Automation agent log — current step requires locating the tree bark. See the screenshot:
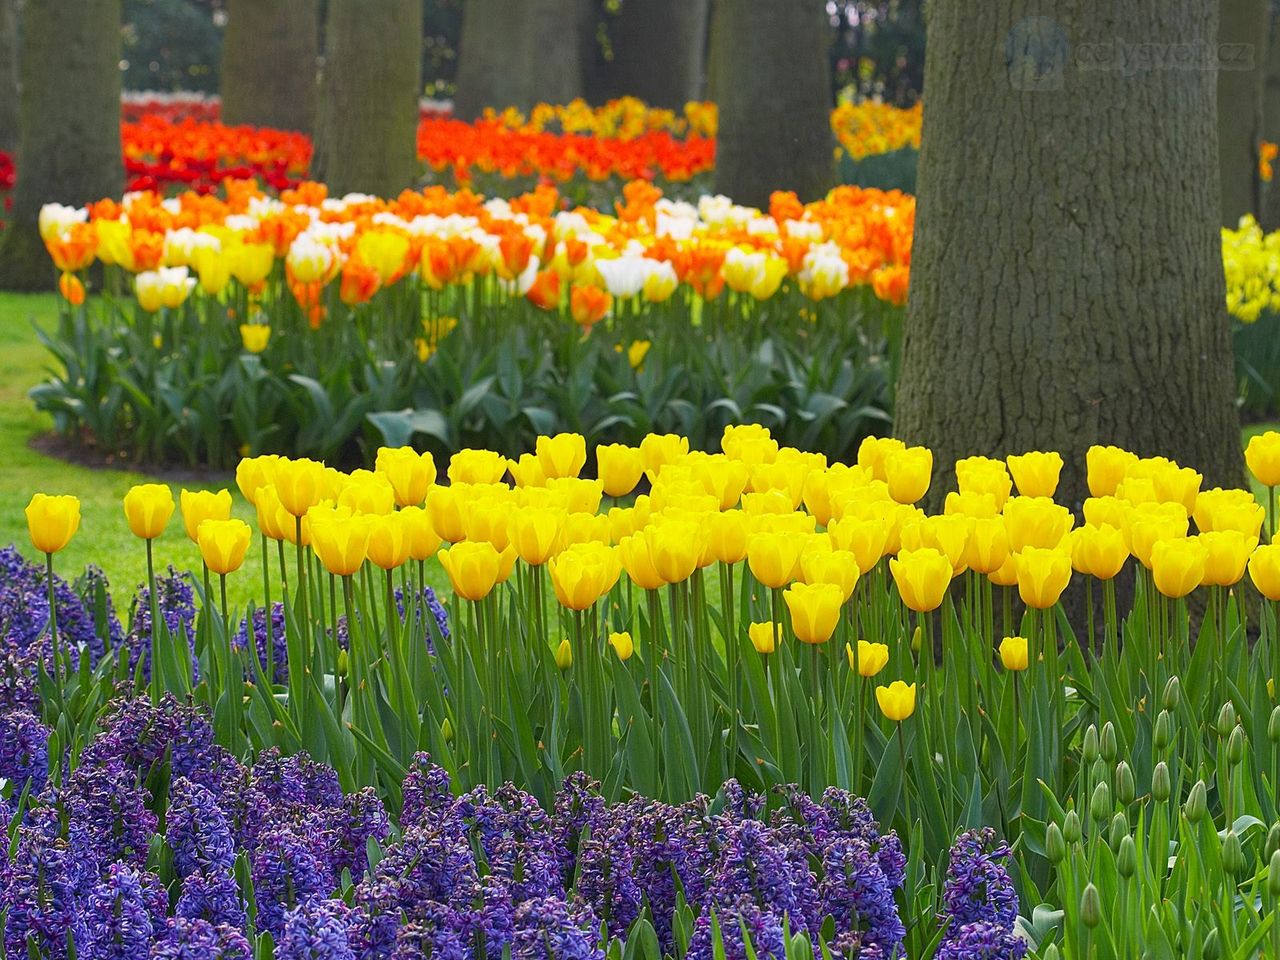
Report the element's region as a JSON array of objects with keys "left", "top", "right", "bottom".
[
  {"left": 0, "top": 0, "right": 122, "bottom": 291},
  {"left": 453, "top": 0, "right": 583, "bottom": 120},
  {"left": 313, "top": 0, "right": 421, "bottom": 197},
  {"left": 220, "top": 0, "right": 320, "bottom": 134},
  {"left": 609, "top": 0, "right": 710, "bottom": 107},
  {"left": 712, "top": 0, "right": 834, "bottom": 208},
  {"left": 1261, "top": 6, "right": 1280, "bottom": 230},
  {"left": 1218, "top": 0, "right": 1268, "bottom": 225},
  {"left": 895, "top": 5, "right": 1242, "bottom": 515},
  {"left": 0, "top": 0, "right": 19, "bottom": 153}
]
